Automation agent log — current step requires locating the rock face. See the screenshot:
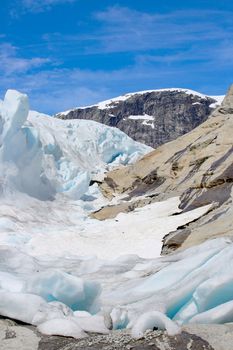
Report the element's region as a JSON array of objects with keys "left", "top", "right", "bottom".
[
  {"left": 95, "top": 85, "right": 233, "bottom": 253},
  {"left": 55, "top": 89, "right": 221, "bottom": 148}
]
